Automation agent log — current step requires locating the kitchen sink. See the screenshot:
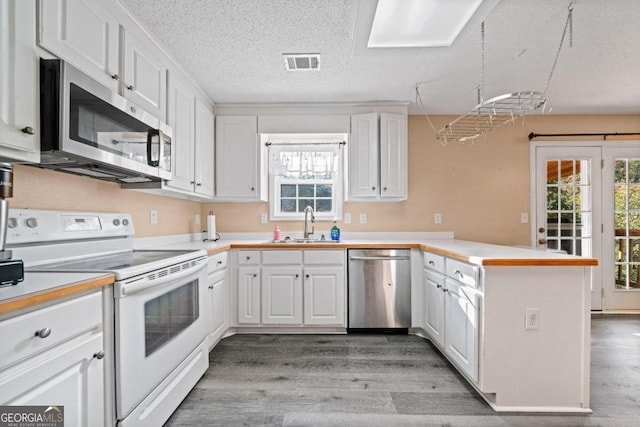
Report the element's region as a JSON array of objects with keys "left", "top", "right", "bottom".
[{"left": 268, "top": 238, "right": 339, "bottom": 244}]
